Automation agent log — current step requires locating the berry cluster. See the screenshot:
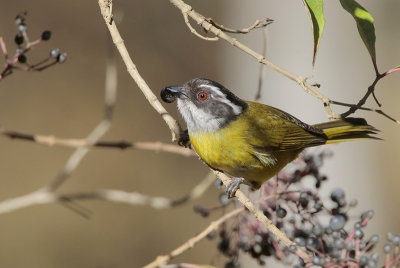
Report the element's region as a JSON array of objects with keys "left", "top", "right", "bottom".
[
  {"left": 0, "top": 12, "right": 66, "bottom": 80},
  {"left": 195, "top": 149, "right": 400, "bottom": 267}
]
